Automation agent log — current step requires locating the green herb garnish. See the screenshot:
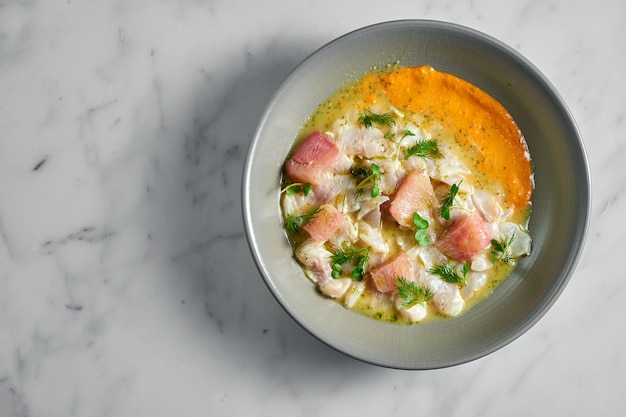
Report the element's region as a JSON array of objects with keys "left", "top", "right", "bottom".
[
  {"left": 404, "top": 139, "right": 443, "bottom": 160},
  {"left": 283, "top": 207, "right": 323, "bottom": 235},
  {"left": 439, "top": 182, "right": 461, "bottom": 221},
  {"left": 281, "top": 182, "right": 312, "bottom": 196},
  {"left": 491, "top": 232, "right": 516, "bottom": 264},
  {"left": 395, "top": 277, "right": 433, "bottom": 308},
  {"left": 330, "top": 244, "right": 370, "bottom": 281},
  {"left": 401, "top": 129, "right": 415, "bottom": 139},
  {"left": 351, "top": 163, "right": 381, "bottom": 198},
  {"left": 358, "top": 108, "right": 395, "bottom": 129},
  {"left": 430, "top": 262, "right": 469, "bottom": 287},
  {"left": 413, "top": 212, "right": 430, "bottom": 246}
]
